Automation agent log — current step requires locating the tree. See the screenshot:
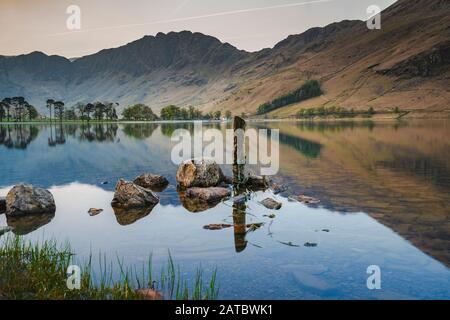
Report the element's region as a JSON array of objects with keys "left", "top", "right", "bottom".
[
  {"left": 53, "top": 101, "right": 65, "bottom": 122},
  {"left": 26, "top": 104, "right": 39, "bottom": 120},
  {"left": 225, "top": 110, "right": 232, "bottom": 119},
  {"left": 214, "top": 110, "right": 222, "bottom": 120},
  {"left": 0, "top": 102, "right": 6, "bottom": 122},
  {"left": 122, "top": 104, "right": 158, "bottom": 121},
  {"left": 2, "top": 98, "right": 12, "bottom": 121},
  {"left": 84, "top": 103, "right": 95, "bottom": 122},
  {"left": 46, "top": 99, "right": 55, "bottom": 121}
]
